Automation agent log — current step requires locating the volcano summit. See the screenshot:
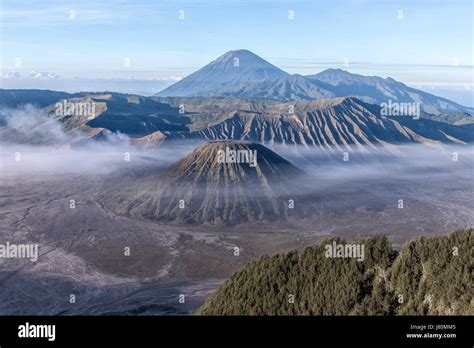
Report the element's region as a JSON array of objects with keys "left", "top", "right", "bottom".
[{"left": 104, "top": 141, "right": 307, "bottom": 225}]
